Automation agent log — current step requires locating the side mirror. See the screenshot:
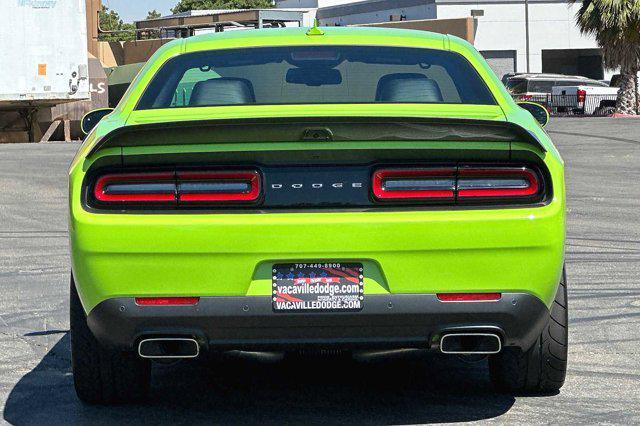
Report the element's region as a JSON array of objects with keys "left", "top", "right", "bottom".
[
  {"left": 81, "top": 108, "right": 114, "bottom": 135},
  {"left": 518, "top": 102, "right": 549, "bottom": 128}
]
